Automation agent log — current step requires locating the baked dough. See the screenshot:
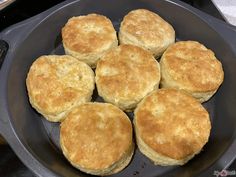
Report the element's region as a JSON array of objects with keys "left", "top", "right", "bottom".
[
  {"left": 134, "top": 88, "right": 211, "bottom": 165},
  {"left": 95, "top": 44, "right": 161, "bottom": 111},
  {"left": 60, "top": 102, "right": 134, "bottom": 175},
  {"left": 160, "top": 41, "right": 224, "bottom": 102},
  {"left": 119, "top": 9, "right": 175, "bottom": 57},
  {"left": 26, "top": 55, "right": 95, "bottom": 122},
  {"left": 62, "top": 14, "right": 118, "bottom": 68}
]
